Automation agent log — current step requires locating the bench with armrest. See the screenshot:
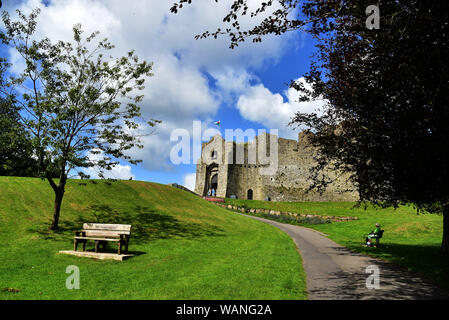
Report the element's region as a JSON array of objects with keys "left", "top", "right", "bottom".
[
  {"left": 74, "top": 223, "right": 131, "bottom": 255},
  {"left": 365, "top": 229, "right": 384, "bottom": 247}
]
